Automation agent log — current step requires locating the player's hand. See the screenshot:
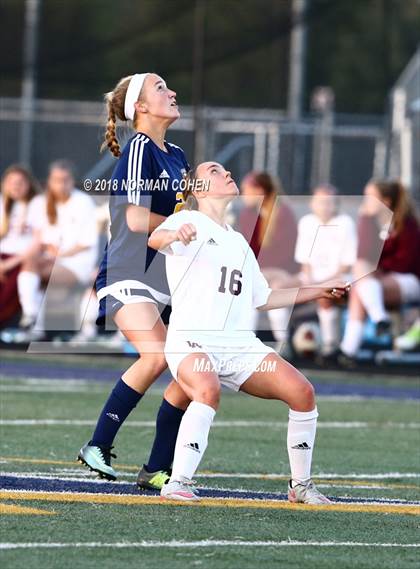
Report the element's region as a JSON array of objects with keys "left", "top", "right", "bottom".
[
  {"left": 175, "top": 223, "right": 197, "bottom": 245},
  {"left": 45, "top": 244, "right": 60, "bottom": 258},
  {"left": 319, "top": 280, "right": 351, "bottom": 300}
]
